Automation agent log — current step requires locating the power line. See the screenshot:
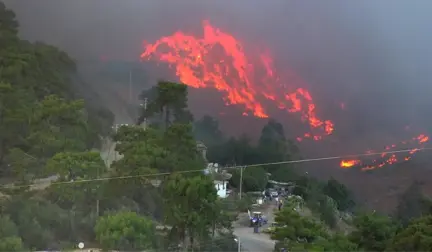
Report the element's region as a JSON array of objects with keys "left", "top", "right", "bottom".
[
  {"left": 1, "top": 146, "right": 431, "bottom": 190},
  {"left": 235, "top": 147, "right": 432, "bottom": 168}
]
